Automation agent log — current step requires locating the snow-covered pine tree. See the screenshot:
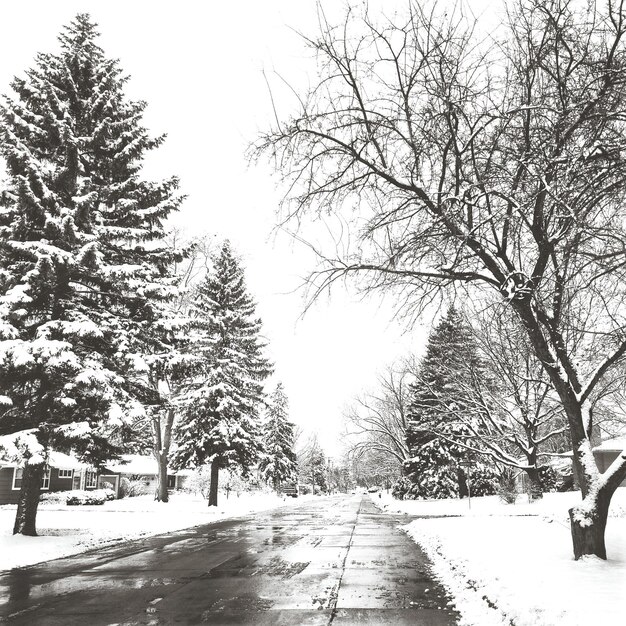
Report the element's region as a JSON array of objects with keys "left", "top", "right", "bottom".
[
  {"left": 259, "top": 383, "right": 297, "bottom": 491},
  {"left": 402, "top": 306, "right": 499, "bottom": 499},
  {"left": 0, "top": 14, "right": 183, "bottom": 534},
  {"left": 172, "top": 241, "right": 272, "bottom": 506}
]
